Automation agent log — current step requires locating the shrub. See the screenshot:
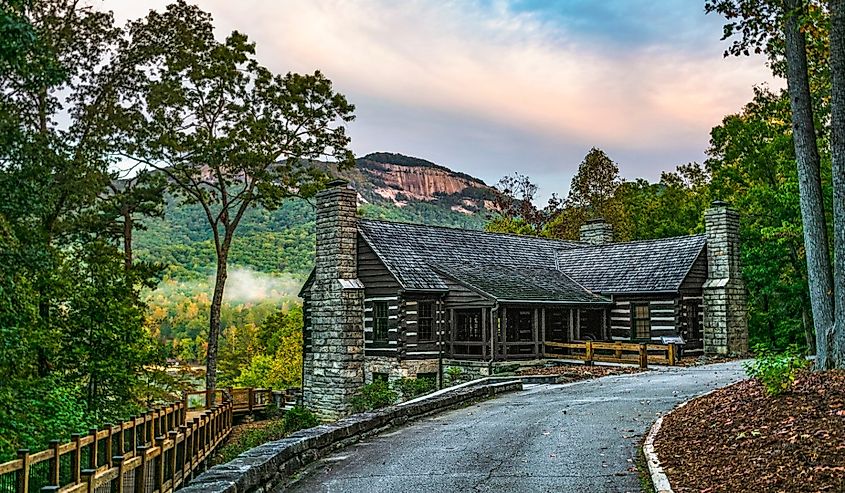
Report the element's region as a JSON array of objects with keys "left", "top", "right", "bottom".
[
  {"left": 743, "top": 344, "right": 810, "bottom": 396},
  {"left": 283, "top": 405, "right": 318, "bottom": 433},
  {"left": 394, "top": 376, "right": 436, "bottom": 399},
  {"left": 350, "top": 380, "right": 398, "bottom": 412},
  {"left": 445, "top": 366, "right": 463, "bottom": 384},
  {"left": 212, "top": 405, "right": 318, "bottom": 465}
]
